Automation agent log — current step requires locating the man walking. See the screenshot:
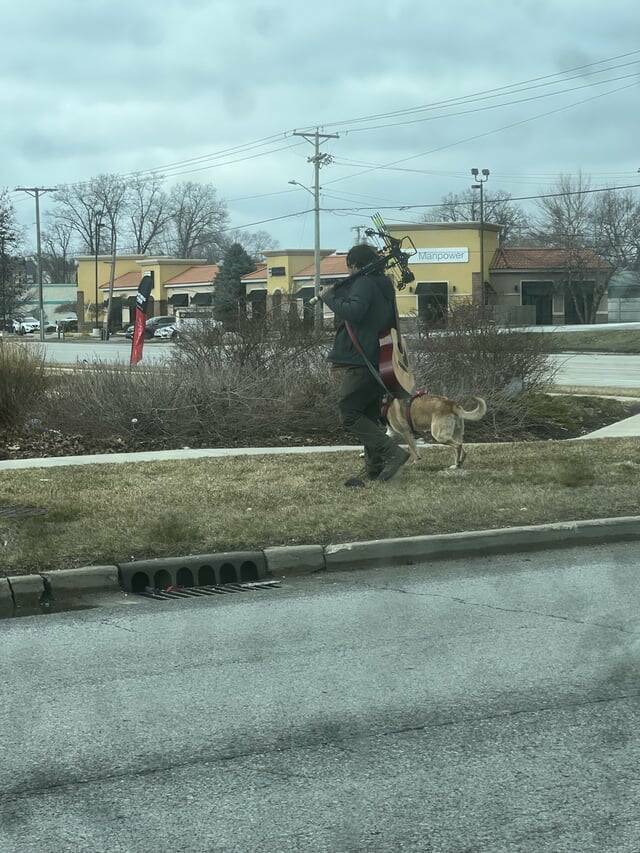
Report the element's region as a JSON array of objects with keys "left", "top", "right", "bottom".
[{"left": 319, "top": 243, "right": 409, "bottom": 486}]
